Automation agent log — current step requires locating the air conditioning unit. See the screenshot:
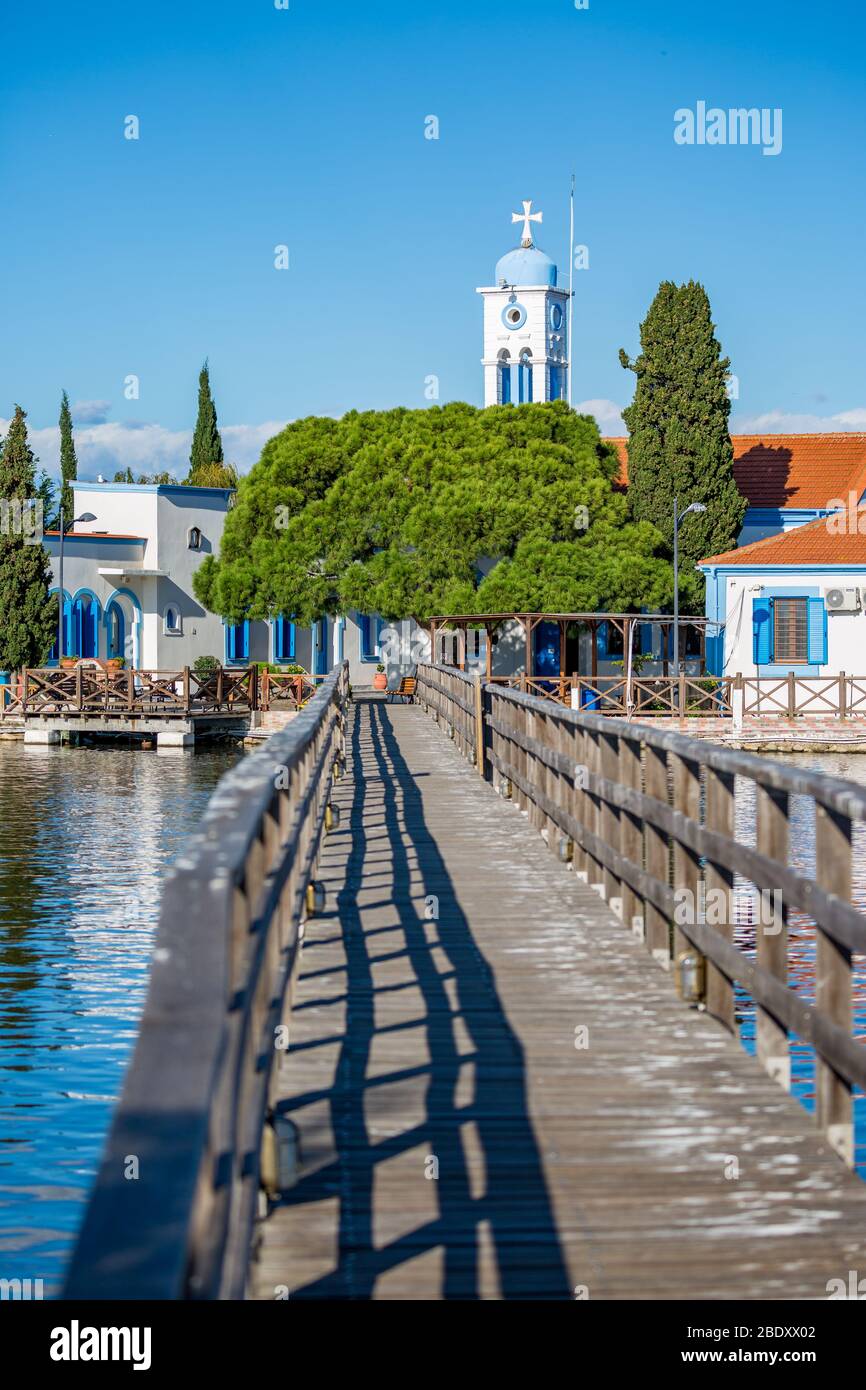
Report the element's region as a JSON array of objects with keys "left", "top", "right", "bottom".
[{"left": 824, "top": 586, "right": 861, "bottom": 613}]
